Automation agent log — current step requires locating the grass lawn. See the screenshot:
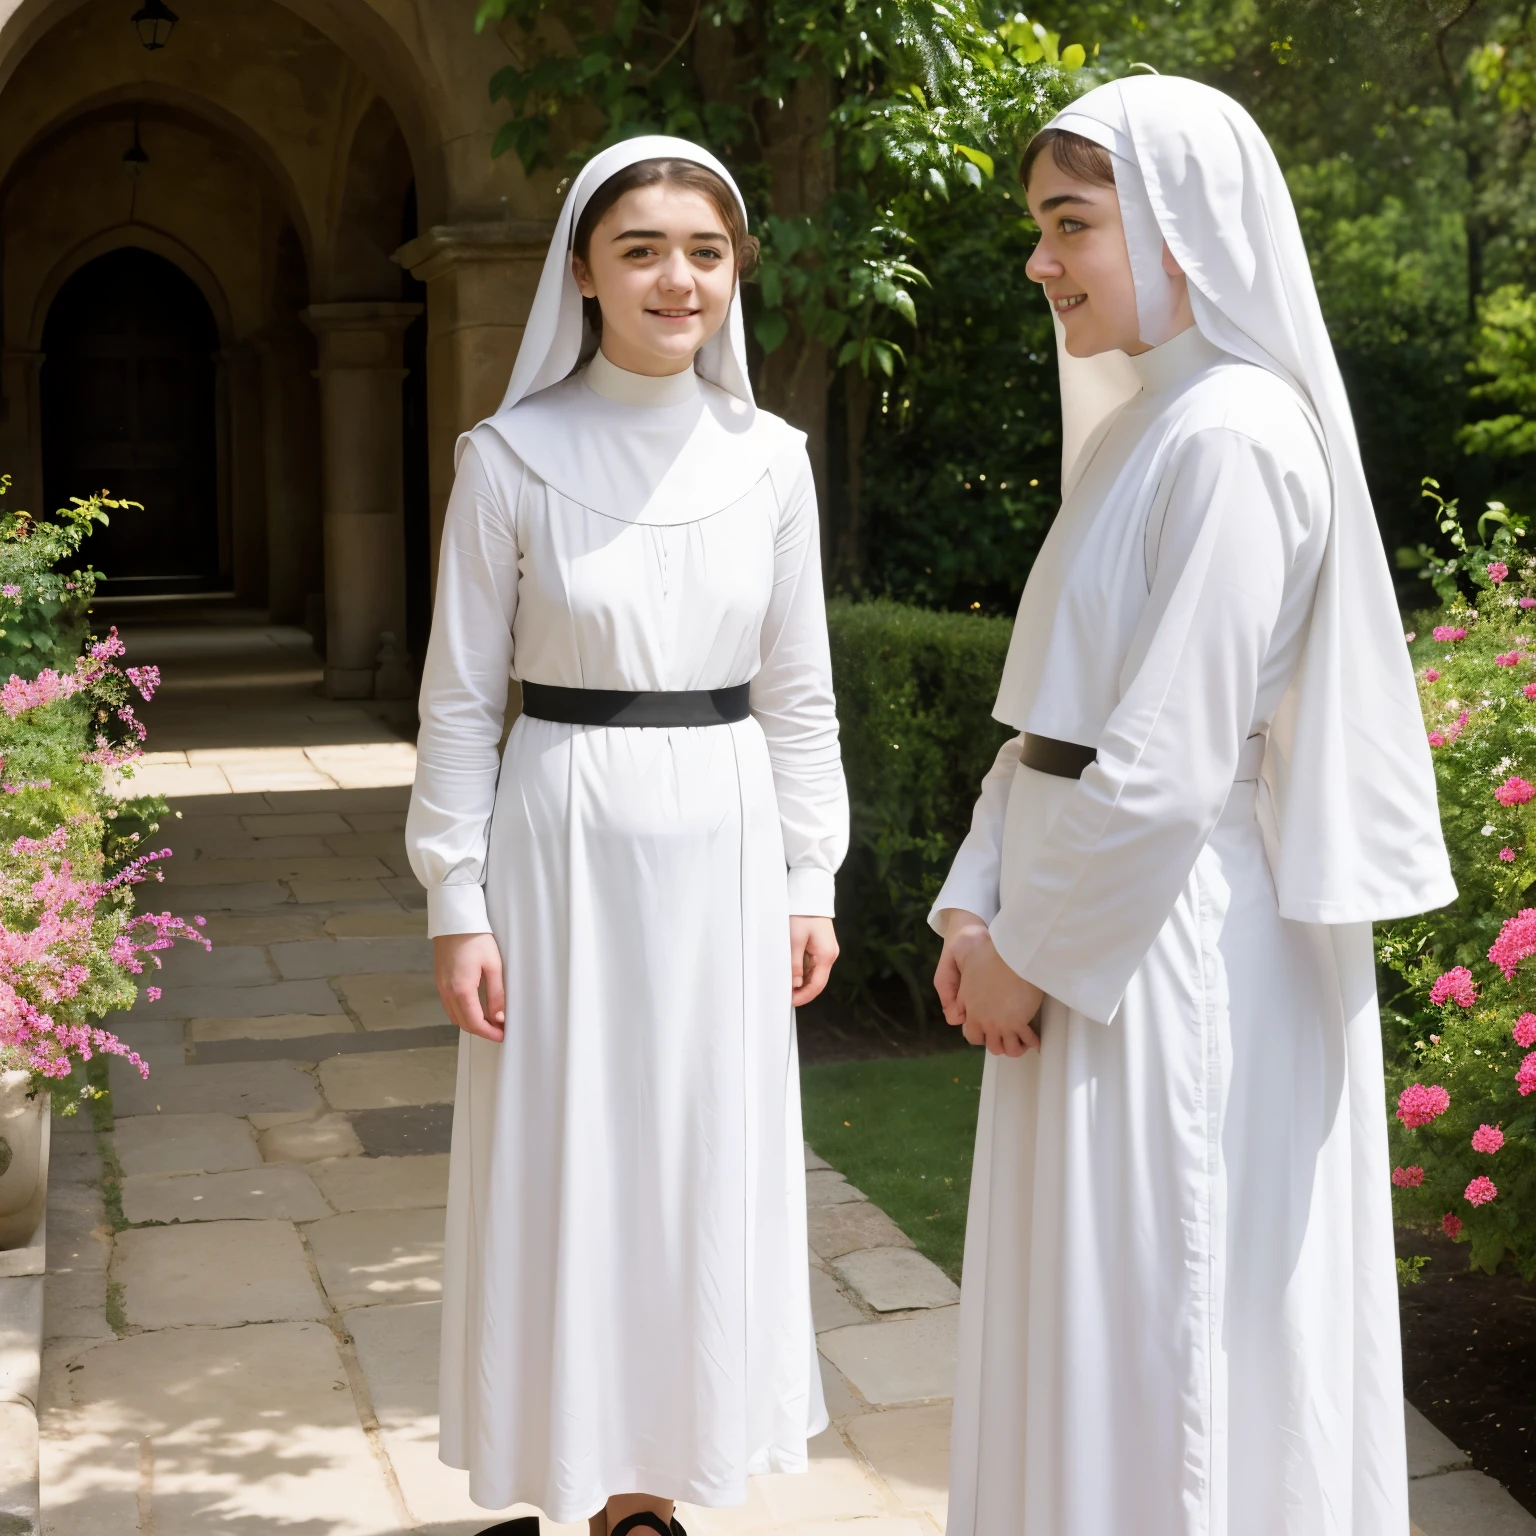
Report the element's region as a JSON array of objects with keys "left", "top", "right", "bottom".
[{"left": 799, "top": 1047, "right": 984, "bottom": 1278}]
